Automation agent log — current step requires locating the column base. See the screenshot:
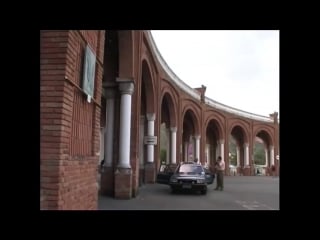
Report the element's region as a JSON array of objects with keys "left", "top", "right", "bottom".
[
  {"left": 144, "top": 162, "right": 155, "bottom": 183},
  {"left": 243, "top": 166, "right": 251, "bottom": 176},
  {"left": 114, "top": 167, "right": 132, "bottom": 199},
  {"left": 100, "top": 166, "right": 114, "bottom": 196}
]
